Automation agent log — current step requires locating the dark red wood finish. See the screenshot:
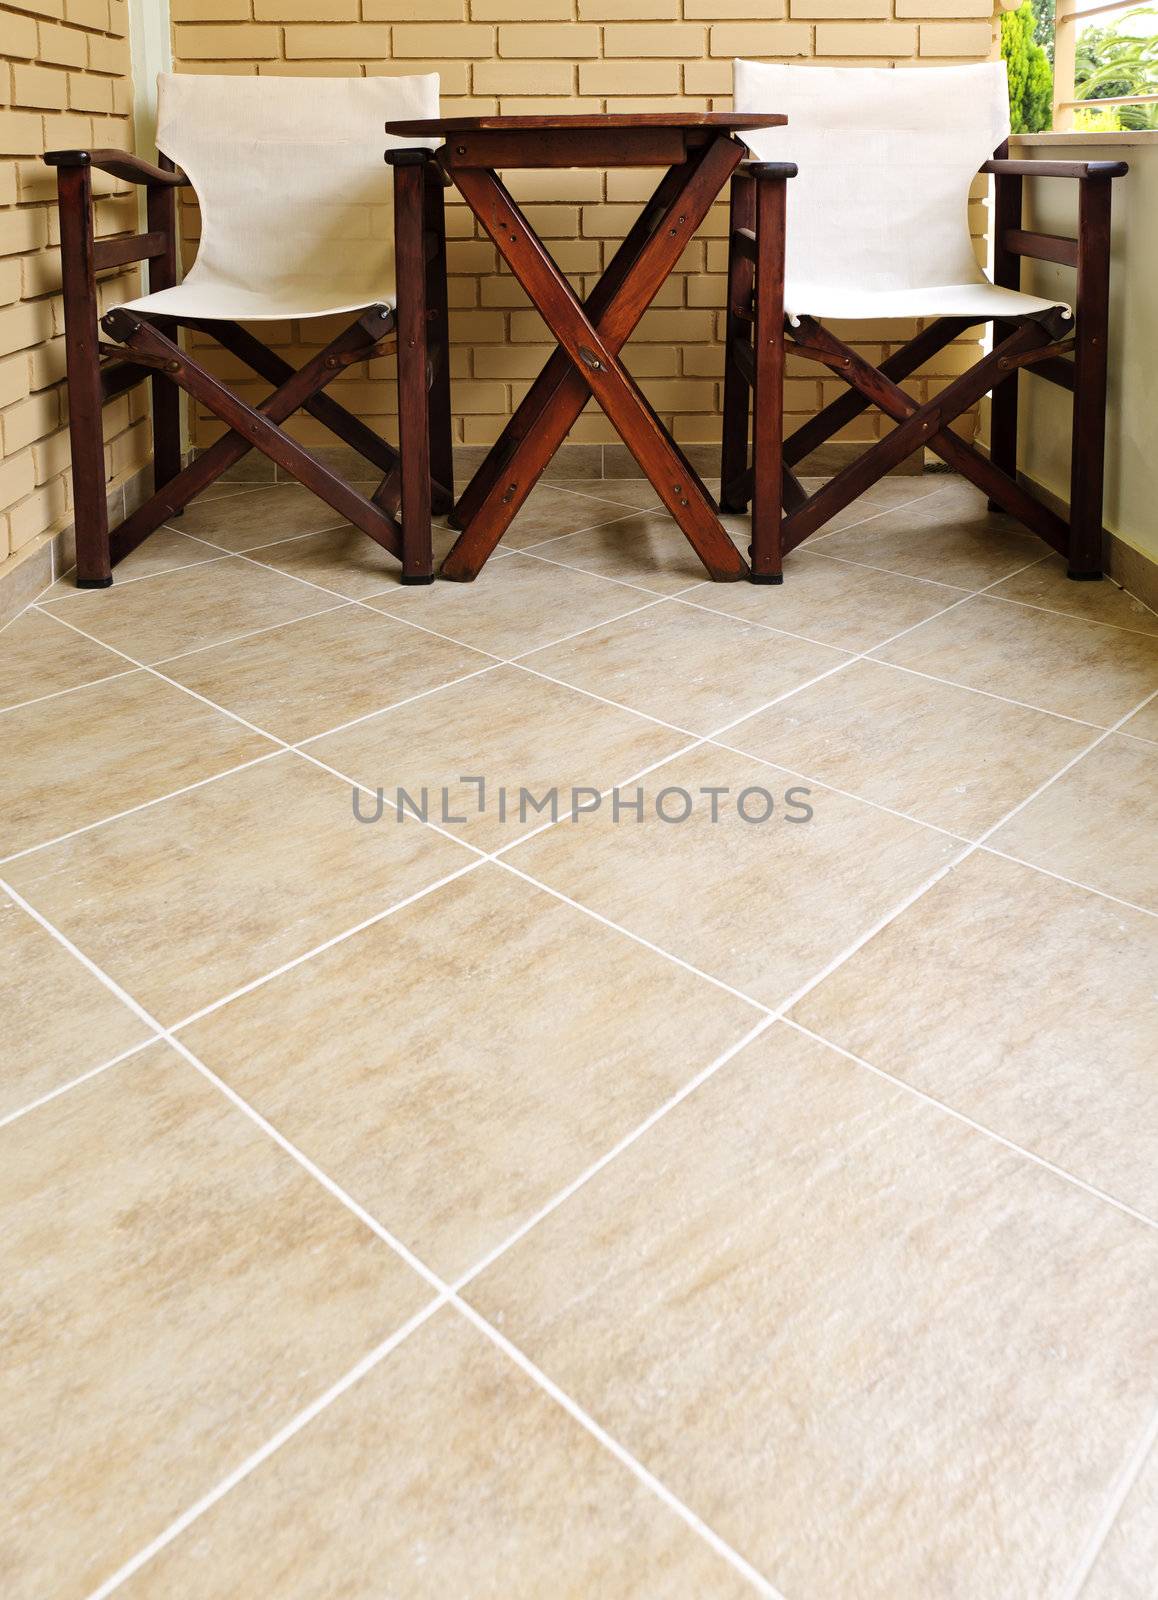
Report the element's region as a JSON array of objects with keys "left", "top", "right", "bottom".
[{"left": 403, "top": 113, "right": 783, "bottom": 582}]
